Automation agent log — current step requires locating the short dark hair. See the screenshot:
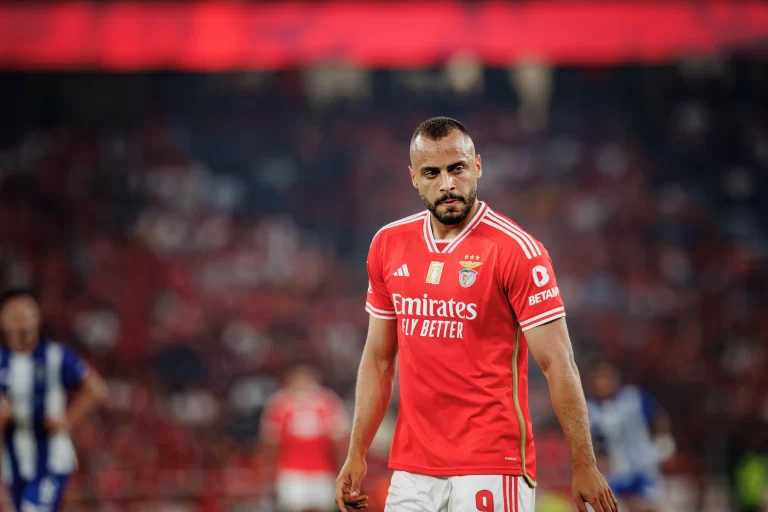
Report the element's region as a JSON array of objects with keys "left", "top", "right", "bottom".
[
  {"left": 0, "top": 288, "right": 37, "bottom": 308},
  {"left": 411, "top": 117, "right": 470, "bottom": 145}
]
